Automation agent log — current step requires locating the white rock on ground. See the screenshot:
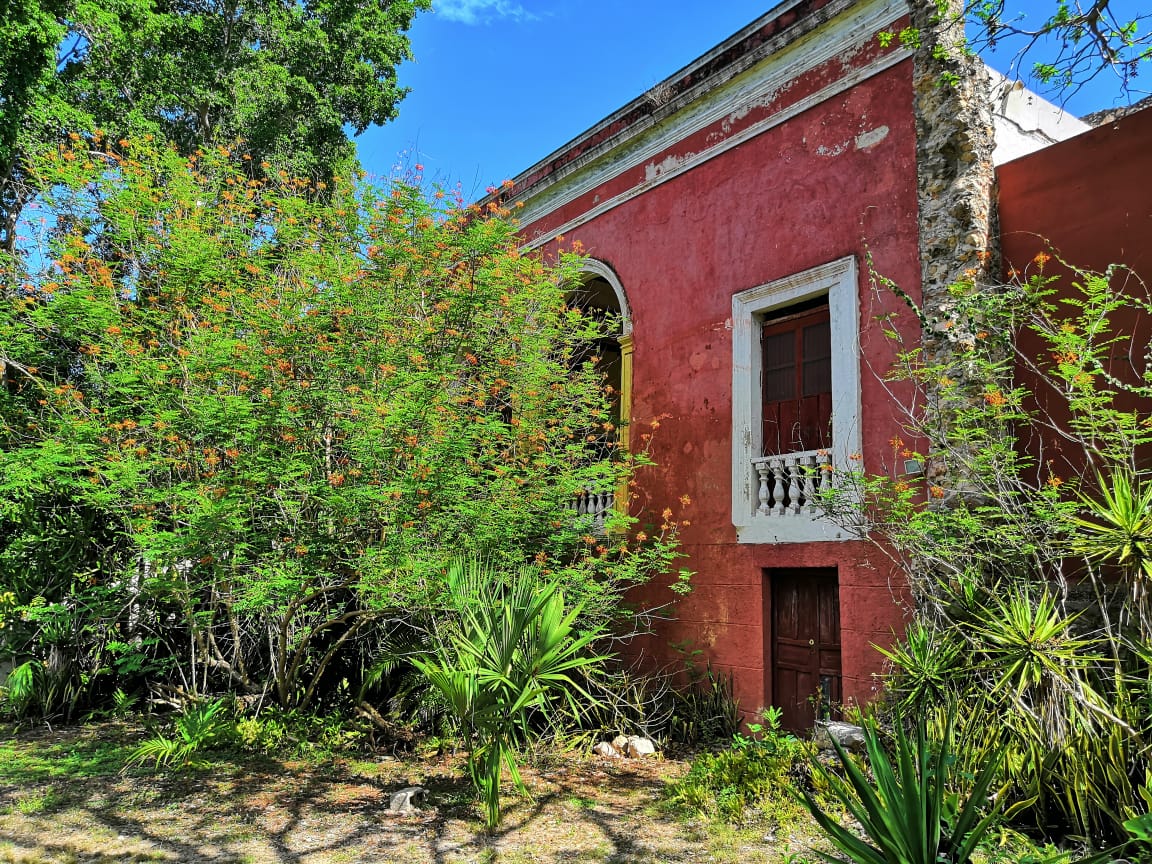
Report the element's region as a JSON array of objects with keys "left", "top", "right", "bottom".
[{"left": 625, "top": 736, "right": 656, "bottom": 758}]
